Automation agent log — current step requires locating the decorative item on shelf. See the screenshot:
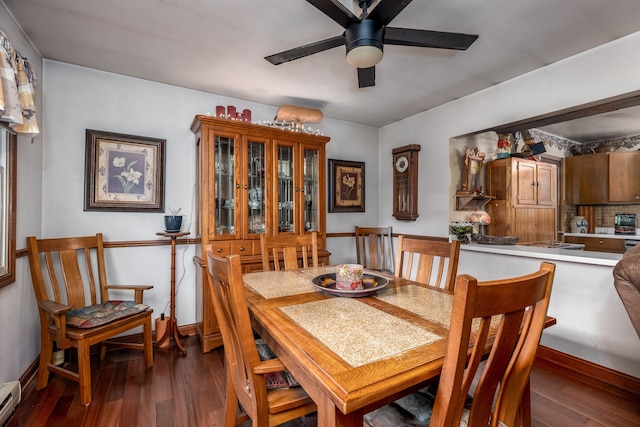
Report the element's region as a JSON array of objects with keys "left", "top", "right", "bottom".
[
  {"left": 469, "top": 210, "right": 491, "bottom": 235},
  {"left": 496, "top": 133, "right": 511, "bottom": 159},
  {"left": 570, "top": 215, "right": 588, "bottom": 234},
  {"left": 164, "top": 207, "right": 183, "bottom": 232},
  {"left": 460, "top": 146, "right": 486, "bottom": 194},
  {"left": 450, "top": 221, "right": 474, "bottom": 244},
  {"left": 515, "top": 129, "right": 546, "bottom": 160}
]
